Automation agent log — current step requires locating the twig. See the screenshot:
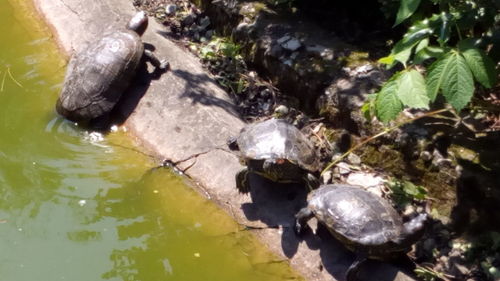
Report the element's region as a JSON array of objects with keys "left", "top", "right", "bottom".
[
  {"left": 0, "top": 71, "right": 6, "bottom": 92},
  {"left": 7, "top": 67, "right": 23, "bottom": 88},
  {"left": 321, "top": 108, "right": 450, "bottom": 175}
]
